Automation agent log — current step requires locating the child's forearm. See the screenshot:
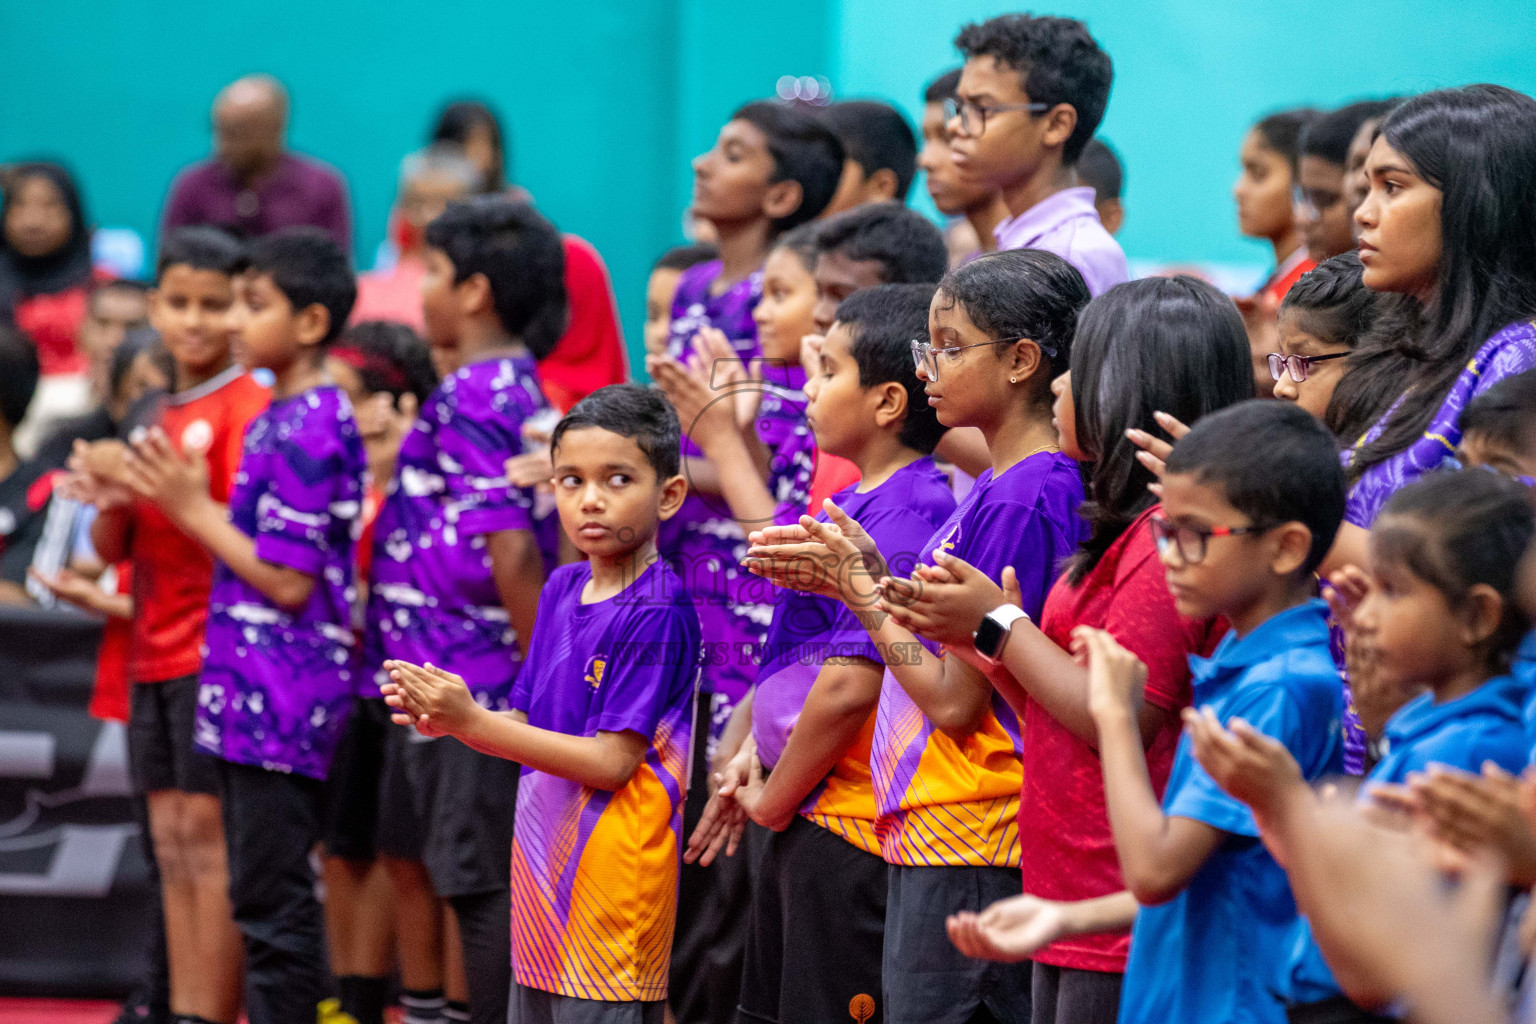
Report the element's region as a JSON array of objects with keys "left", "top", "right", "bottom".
[
  {"left": 698, "top": 427, "right": 778, "bottom": 534},
  {"left": 459, "top": 707, "right": 644, "bottom": 791},
  {"left": 1096, "top": 707, "right": 1180, "bottom": 902},
  {"left": 851, "top": 604, "right": 989, "bottom": 735},
  {"left": 1059, "top": 891, "right": 1140, "bottom": 938},
  {"left": 754, "top": 660, "right": 881, "bottom": 828},
  {"left": 176, "top": 501, "right": 316, "bottom": 609},
  {"left": 487, "top": 529, "right": 544, "bottom": 659}
]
